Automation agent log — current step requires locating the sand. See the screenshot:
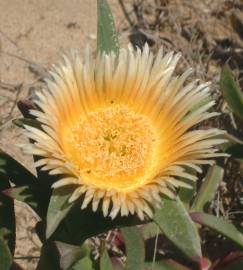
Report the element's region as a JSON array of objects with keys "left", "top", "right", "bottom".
[{"left": 0, "top": 1, "right": 122, "bottom": 269}]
